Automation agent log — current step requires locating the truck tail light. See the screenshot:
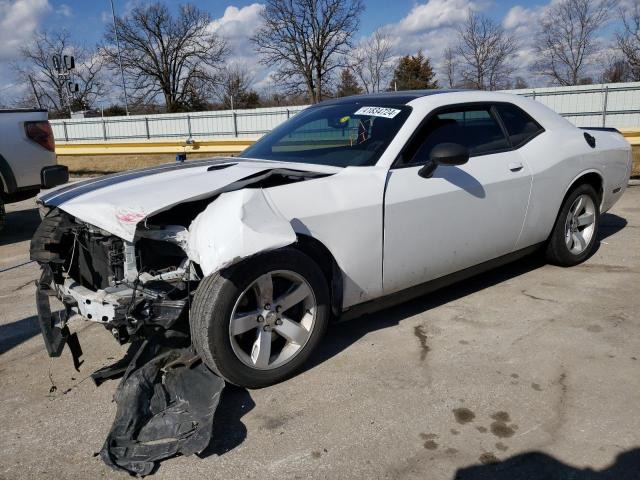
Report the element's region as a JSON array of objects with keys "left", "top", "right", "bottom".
[{"left": 25, "top": 121, "right": 56, "bottom": 152}]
